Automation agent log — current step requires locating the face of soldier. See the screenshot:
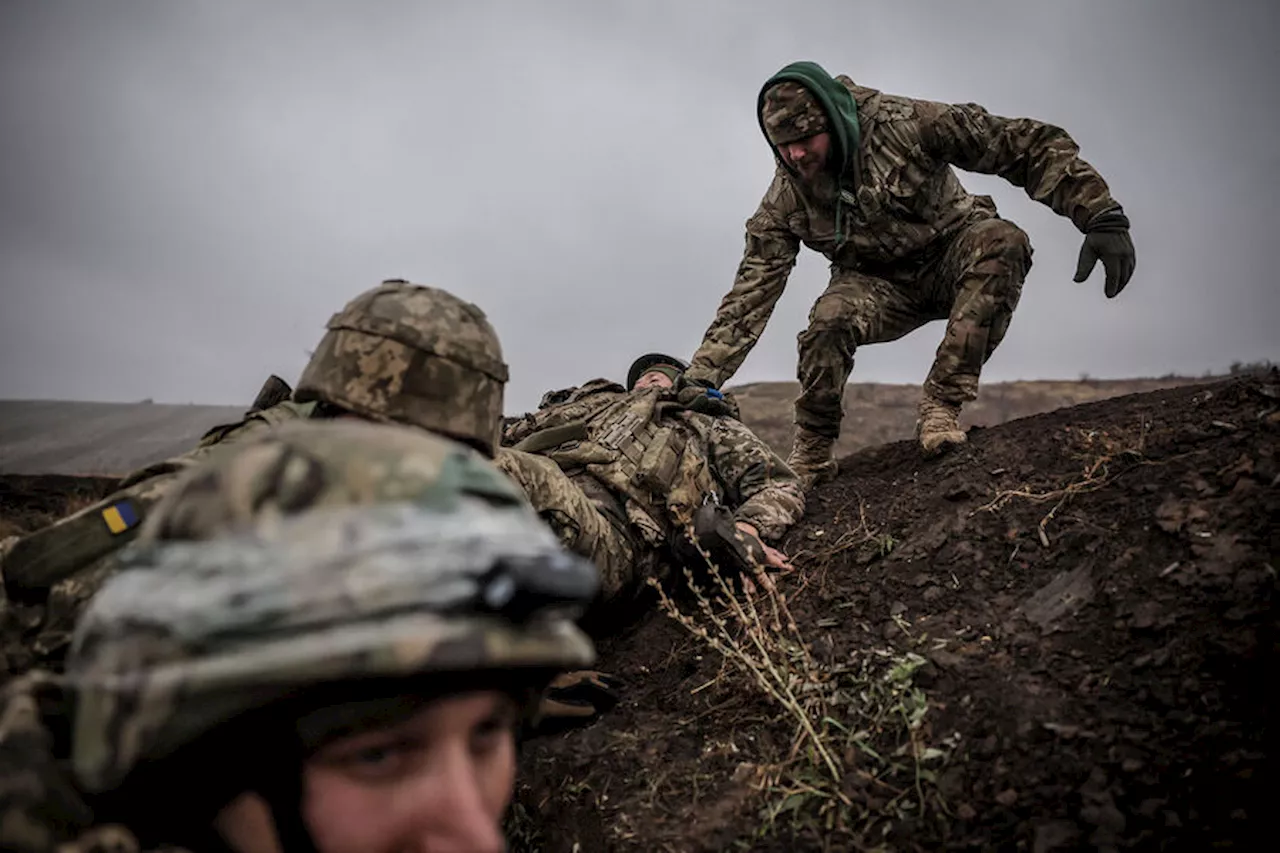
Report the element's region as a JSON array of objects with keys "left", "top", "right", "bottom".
[
  {"left": 634, "top": 369, "right": 677, "bottom": 390},
  {"left": 778, "top": 131, "right": 832, "bottom": 182},
  {"left": 215, "top": 690, "right": 520, "bottom": 853}
]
